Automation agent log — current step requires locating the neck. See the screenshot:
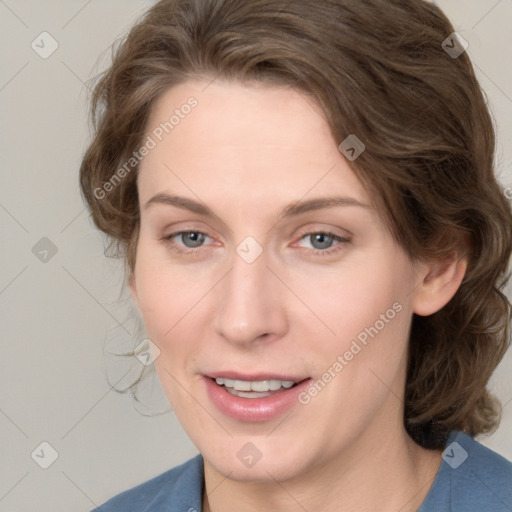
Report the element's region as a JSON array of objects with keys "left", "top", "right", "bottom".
[{"left": 202, "top": 418, "right": 442, "bottom": 512}]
